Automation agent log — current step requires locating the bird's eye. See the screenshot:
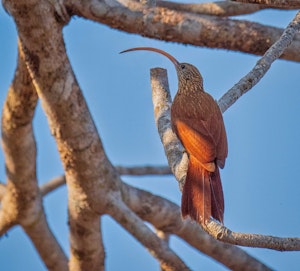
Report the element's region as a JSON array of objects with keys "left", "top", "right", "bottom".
[{"left": 180, "top": 64, "right": 186, "bottom": 69}]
